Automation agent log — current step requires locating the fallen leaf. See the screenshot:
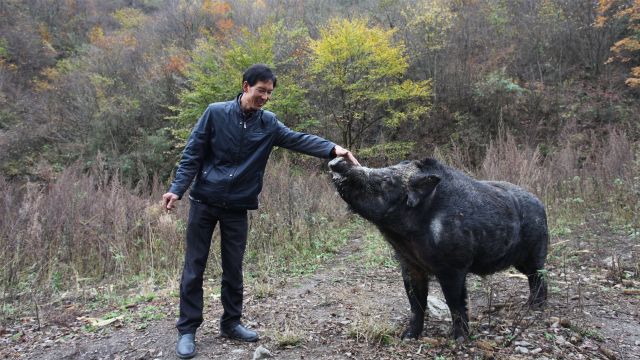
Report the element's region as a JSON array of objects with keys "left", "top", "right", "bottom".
[
  {"left": 78, "top": 316, "right": 124, "bottom": 327},
  {"left": 507, "top": 273, "right": 528, "bottom": 280},
  {"left": 476, "top": 339, "right": 496, "bottom": 352},
  {"left": 421, "top": 337, "right": 441, "bottom": 346}
]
